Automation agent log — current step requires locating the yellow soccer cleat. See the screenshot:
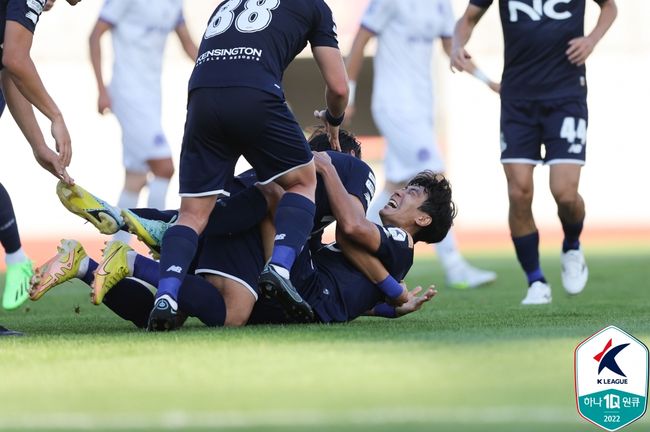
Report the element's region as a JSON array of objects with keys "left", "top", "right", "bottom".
[
  {"left": 91, "top": 241, "right": 132, "bottom": 305},
  {"left": 30, "top": 240, "right": 87, "bottom": 301},
  {"left": 3, "top": 260, "right": 33, "bottom": 310},
  {"left": 56, "top": 181, "right": 124, "bottom": 235}
]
